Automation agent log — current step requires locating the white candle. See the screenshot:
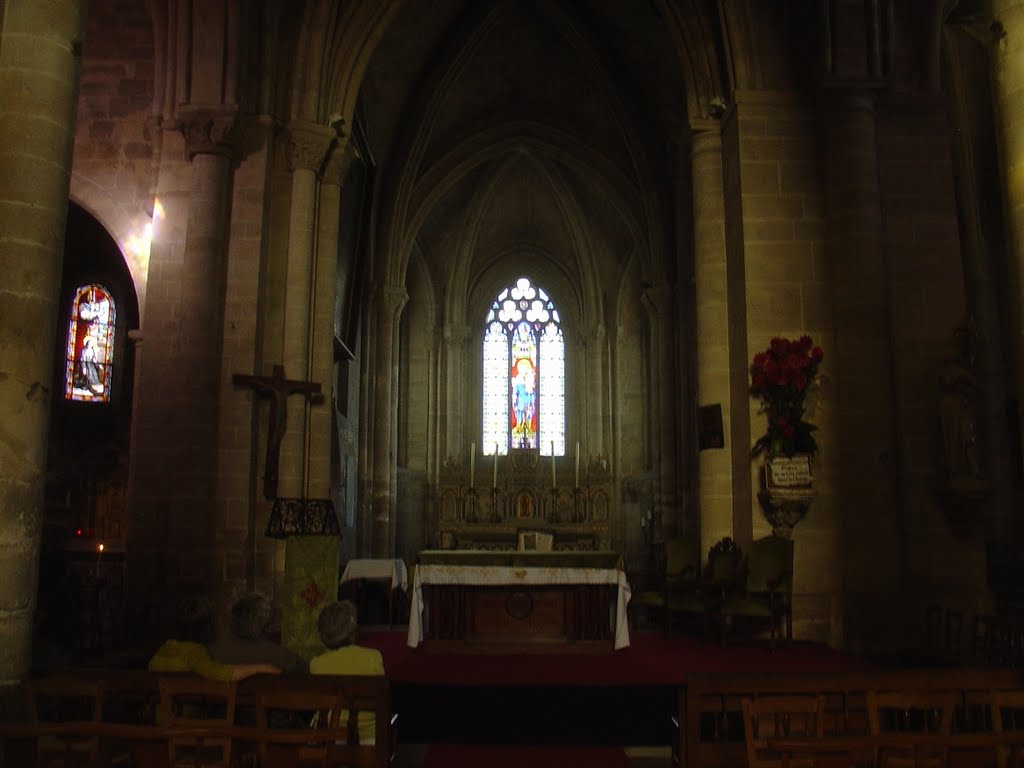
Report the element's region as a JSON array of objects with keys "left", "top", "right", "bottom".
[
  {"left": 551, "top": 440, "right": 556, "bottom": 487},
  {"left": 493, "top": 442, "right": 498, "bottom": 486},
  {"left": 470, "top": 443, "right": 475, "bottom": 488},
  {"left": 575, "top": 442, "right": 580, "bottom": 488}
]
